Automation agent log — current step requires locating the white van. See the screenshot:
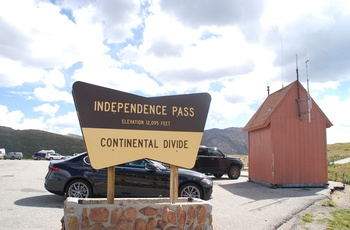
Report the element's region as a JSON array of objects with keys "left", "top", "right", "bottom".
[
  {"left": 38, "top": 149, "right": 55, "bottom": 154},
  {"left": 4, "top": 152, "right": 23, "bottom": 160}
]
